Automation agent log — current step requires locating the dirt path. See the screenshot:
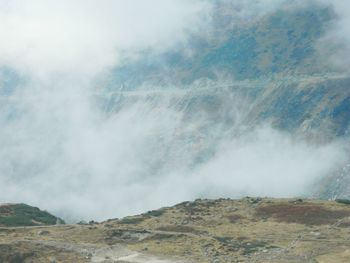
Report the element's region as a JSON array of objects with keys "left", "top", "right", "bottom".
[
  {"left": 91, "top": 245, "right": 185, "bottom": 262},
  {"left": 28, "top": 240, "right": 186, "bottom": 263}
]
